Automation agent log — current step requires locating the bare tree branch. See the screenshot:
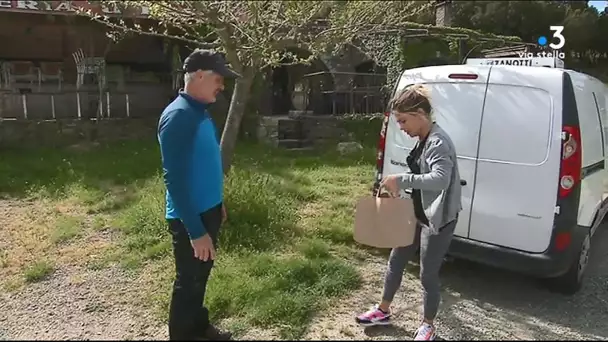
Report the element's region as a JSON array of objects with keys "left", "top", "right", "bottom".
[
  {"left": 74, "top": 0, "right": 524, "bottom": 173},
  {"left": 78, "top": 0, "right": 521, "bottom": 74},
  {"left": 80, "top": 13, "right": 217, "bottom": 47}
]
